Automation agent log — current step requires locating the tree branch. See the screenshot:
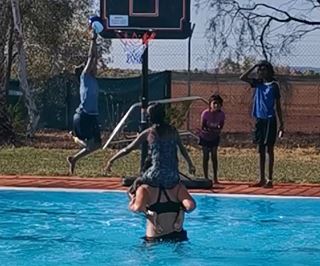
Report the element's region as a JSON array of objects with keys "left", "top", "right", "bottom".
[
  {"left": 238, "top": 3, "right": 320, "bottom": 25},
  {"left": 196, "top": 0, "right": 320, "bottom": 63},
  {"left": 260, "top": 18, "right": 272, "bottom": 60}
]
